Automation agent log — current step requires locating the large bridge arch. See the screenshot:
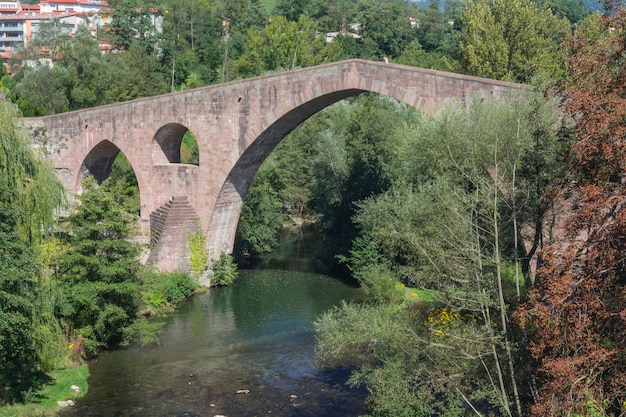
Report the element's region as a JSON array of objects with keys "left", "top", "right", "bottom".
[
  {"left": 207, "top": 89, "right": 366, "bottom": 254},
  {"left": 206, "top": 64, "right": 519, "bottom": 257}
]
